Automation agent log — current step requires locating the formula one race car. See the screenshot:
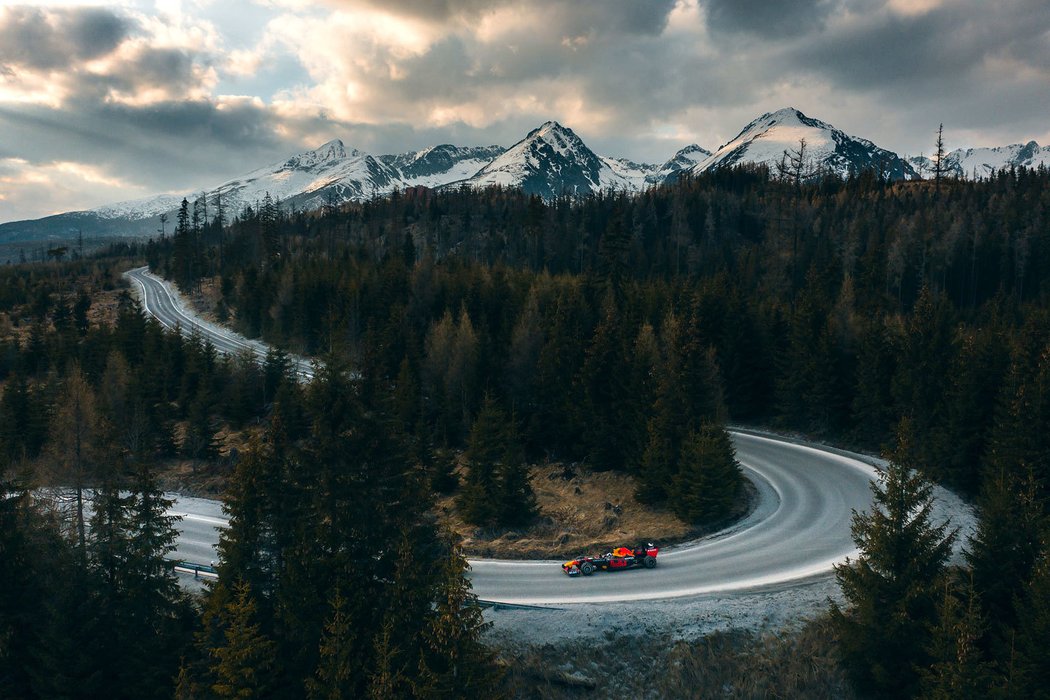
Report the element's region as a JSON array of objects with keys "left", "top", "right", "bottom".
[{"left": 562, "top": 544, "right": 659, "bottom": 576}]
